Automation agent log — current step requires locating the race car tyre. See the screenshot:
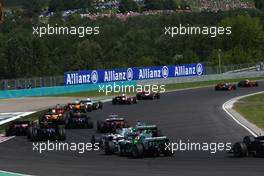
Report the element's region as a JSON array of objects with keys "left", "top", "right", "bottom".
[
  {"left": 91, "top": 135, "right": 96, "bottom": 145},
  {"left": 99, "top": 102, "right": 103, "bottom": 109},
  {"left": 136, "top": 94, "right": 142, "bottom": 100},
  {"left": 97, "top": 121, "right": 103, "bottom": 132},
  {"left": 131, "top": 144, "right": 144, "bottom": 158},
  {"left": 88, "top": 107, "right": 93, "bottom": 112},
  {"left": 58, "top": 125, "right": 66, "bottom": 141},
  {"left": 233, "top": 142, "right": 248, "bottom": 157},
  {"left": 87, "top": 121, "right": 93, "bottom": 129},
  {"left": 255, "top": 144, "right": 264, "bottom": 157},
  {"left": 119, "top": 144, "right": 126, "bottom": 156},
  {"left": 31, "top": 127, "right": 39, "bottom": 142},
  {"left": 243, "top": 136, "right": 255, "bottom": 145},
  {"left": 105, "top": 141, "right": 115, "bottom": 155},
  {"left": 27, "top": 126, "right": 33, "bottom": 139},
  {"left": 256, "top": 82, "right": 259, "bottom": 87},
  {"left": 112, "top": 99, "right": 117, "bottom": 105},
  {"left": 133, "top": 98, "right": 137, "bottom": 104},
  {"left": 91, "top": 135, "right": 102, "bottom": 147},
  {"left": 65, "top": 117, "right": 71, "bottom": 129},
  {"left": 156, "top": 93, "right": 160, "bottom": 99}
]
